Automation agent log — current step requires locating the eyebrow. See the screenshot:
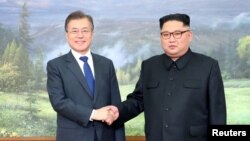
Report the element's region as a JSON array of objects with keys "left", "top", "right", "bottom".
[
  {"left": 161, "top": 29, "right": 189, "bottom": 33},
  {"left": 70, "top": 27, "right": 89, "bottom": 30}
]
